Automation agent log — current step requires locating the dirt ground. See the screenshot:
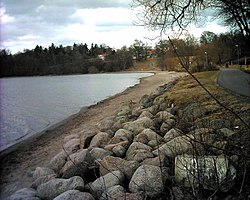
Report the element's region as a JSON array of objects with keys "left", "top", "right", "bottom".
[{"left": 0, "top": 71, "right": 186, "bottom": 199}]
